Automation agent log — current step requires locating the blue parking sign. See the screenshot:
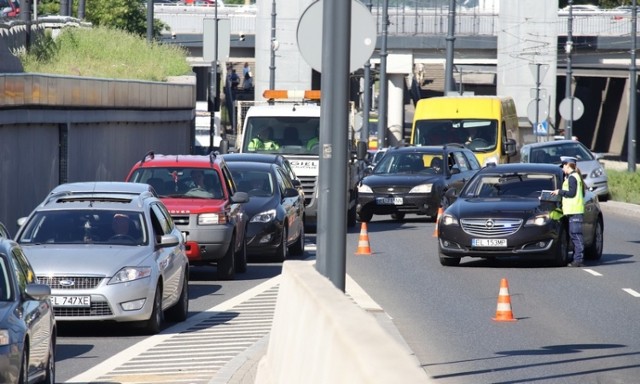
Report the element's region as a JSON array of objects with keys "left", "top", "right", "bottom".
[{"left": 535, "top": 121, "right": 548, "bottom": 136}]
